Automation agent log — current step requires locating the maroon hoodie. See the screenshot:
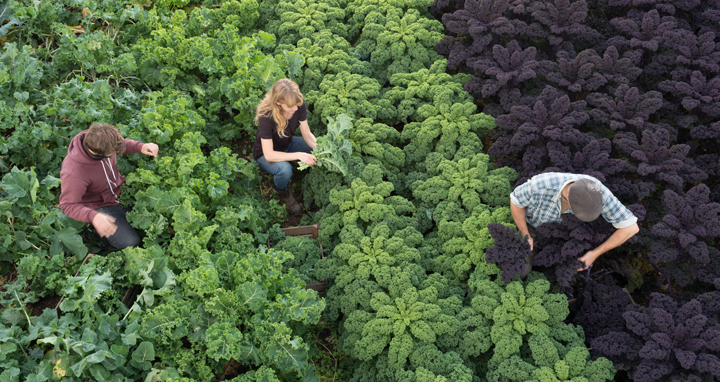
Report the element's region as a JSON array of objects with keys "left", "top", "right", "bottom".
[{"left": 59, "top": 130, "right": 144, "bottom": 223}]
